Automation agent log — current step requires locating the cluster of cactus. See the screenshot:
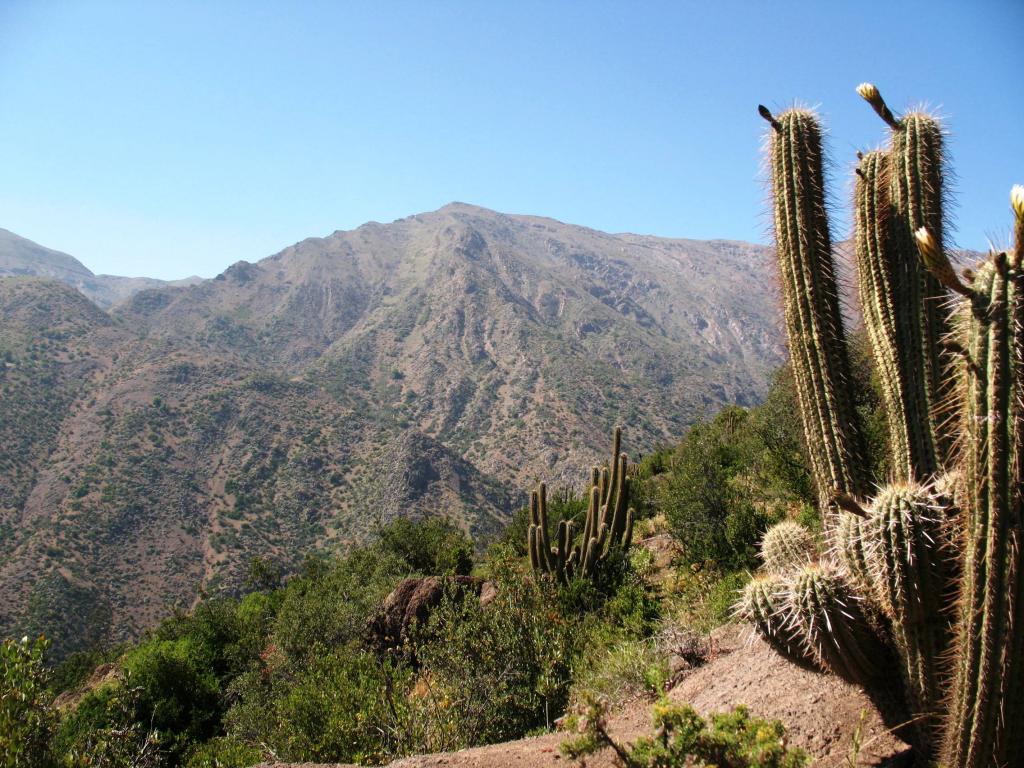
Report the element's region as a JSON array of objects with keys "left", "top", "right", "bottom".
[
  {"left": 741, "top": 84, "right": 1023, "bottom": 765},
  {"left": 527, "top": 426, "right": 635, "bottom": 583}
]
